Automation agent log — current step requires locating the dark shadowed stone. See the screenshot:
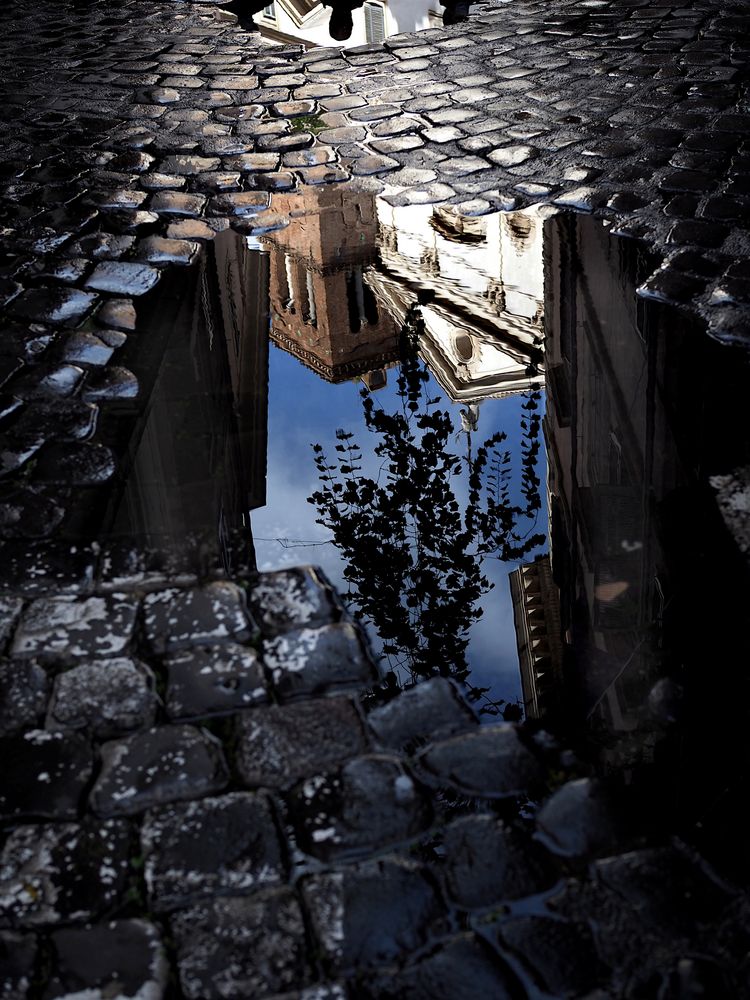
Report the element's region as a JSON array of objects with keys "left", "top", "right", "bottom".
[
  {"left": 0, "top": 931, "right": 37, "bottom": 999},
  {"left": 67, "top": 233, "right": 135, "bottom": 261},
  {"left": 0, "top": 730, "right": 92, "bottom": 821},
  {"left": 81, "top": 366, "right": 139, "bottom": 401},
  {"left": 442, "top": 814, "right": 556, "bottom": 908},
  {"left": 8, "top": 399, "right": 96, "bottom": 449},
  {"left": 97, "top": 298, "right": 136, "bottom": 331},
  {"left": 289, "top": 755, "right": 430, "bottom": 860},
  {"left": 8, "top": 364, "right": 84, "bottom": 401},
  {"left": 86, "top": 261, "right": 161, "bottom": 296},
  {"left": 264, "top": 623, "right": 375, "bottom": 701},
  {"left": 250, "top": 566, "right": 340, "bottom": 634},
  {"left": 90, "top": 724, "right": 229, "bottom": 818},
  {"left": 11, "top": 593, "right": 138, "bottom": 663},
  {"left": 0, "top": 659, "right": 49, "bottom": 736},
  {"left": 165, "top": 643, "right": 266, "bottom": 719},
  {"left": 46, "top": 657, "right": 157, "bottom": 739},
  {"left": 30, "top": 441, "right": 116, "bottom": 486},
  {"left": 637, "top": 267, "right": 706, "bottom": 305},
  {"left": 666, "top": 220, "right": 729, "bottom": 248},
  {"left": 493, "top": 916, "right": 604, "bottom": 997},
  {"left": 366, "top": 679, "right": 476, "bottom": 751},
  {"left": 61, "top": 331, "right": 118, "bottom": 366},
  {"left": 143, "top": 582, "right": 257, "bottom": 655},
  {"left": 302, "top": 856, "right": 445, "bottom": 971},
  {"left": 264, "top": 988, "right": 346, "bottom": 1000},
  {"left": 536, "top": 779, "right": 626, "bottom": 860},
  {"left": 0, "top": 818, "right": 129, "bottom": 927},
  {"left": 236, "top": 697, "right": 367, "bottom": 789},
  {"left": 593, "top": 845, "right": 735, "bottom": 936},
  {"left": 142, "top": 792, "right": 284, "bottom": 911},
  {"left": 7, "top": 287, "right": 98, "bottom": 326},
  {"left": 415, "top": 724, "right": 542, "bottom": 798},
  {"left": 362, "top": 934, "right": 518, "bottom": 999},
  {"left": 172, "top": 888, "right": 310, "bottom": 999},
  {"left": 45, "top": 920, "right": 167, "bottom": 1000},
  {"left": 0, "top": 597, "right": 23, "bottom": 649}
]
